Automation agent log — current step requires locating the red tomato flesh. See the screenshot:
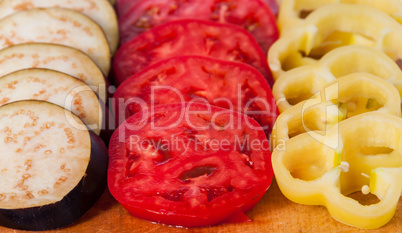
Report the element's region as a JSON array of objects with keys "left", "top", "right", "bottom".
[
  {"left": 108, "top": 102, "right": 273, "bottom": 227},
  {"left": 116, "top": 0, "right": 279, "bottom": 19},
  {"left": 118, "top": 0, "right": 279, "bottom": 53},
  {"left": 263, "top": 0, "right": 279, "bottom": 15},
  {"left": 113, "top": 55, "right": 278, "bottom": 134},
  {"left": 113, "top": 19, "right": 273, "bottom": 86}
]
